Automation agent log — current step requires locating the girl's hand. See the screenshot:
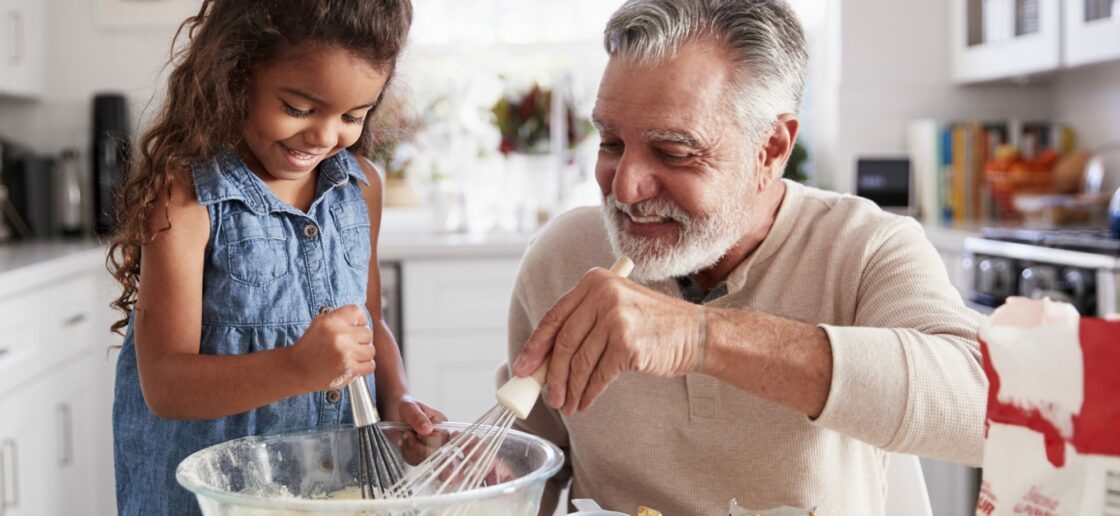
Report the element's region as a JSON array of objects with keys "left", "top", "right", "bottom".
[
  {"left": 384, "top": 394, "right": 447, "bottom": 436},
  {"left": 290, "top": 305, "right": 375, "bottom": 392}
]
